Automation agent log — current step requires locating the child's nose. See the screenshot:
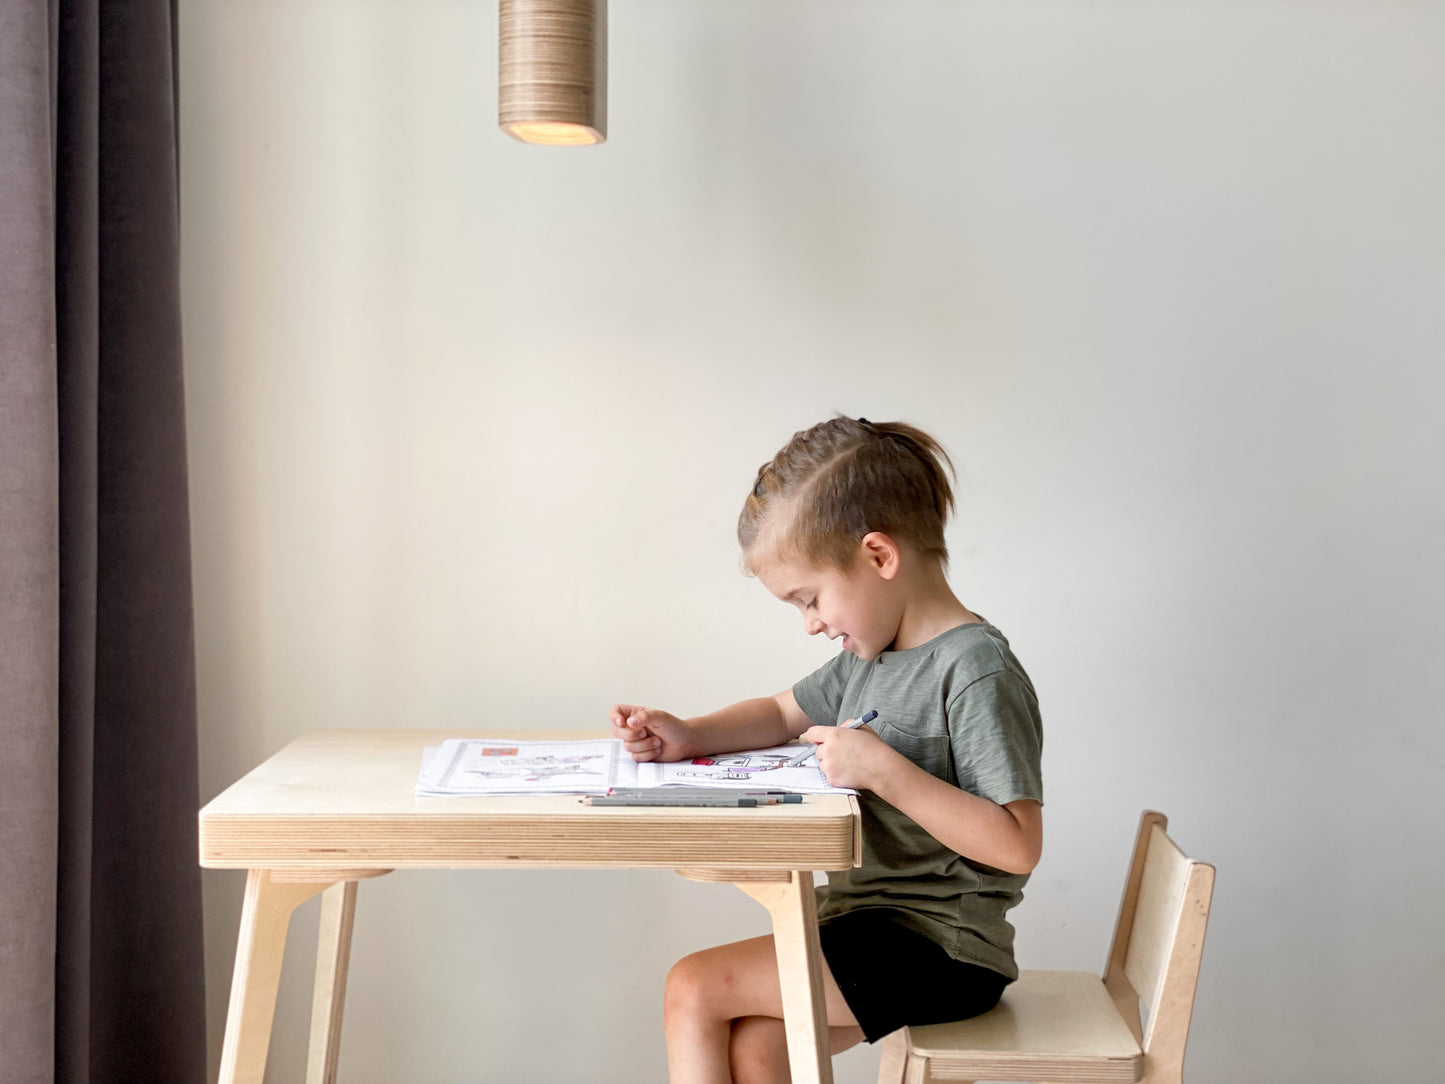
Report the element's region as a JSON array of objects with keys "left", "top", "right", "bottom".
[{"left": 804, "top": 616, "right": 826, "bottom": 636}]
